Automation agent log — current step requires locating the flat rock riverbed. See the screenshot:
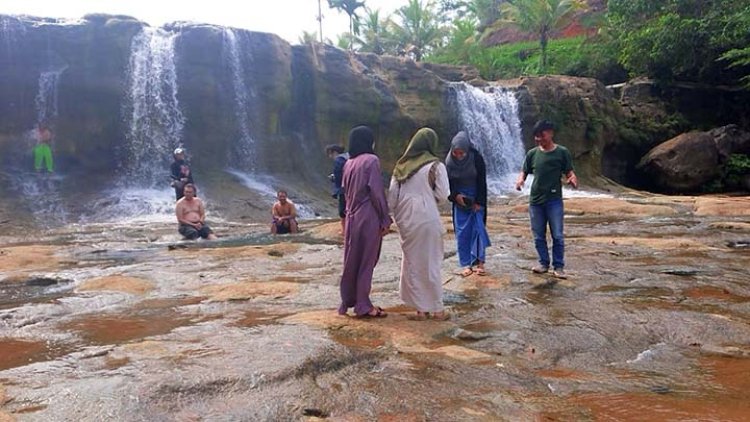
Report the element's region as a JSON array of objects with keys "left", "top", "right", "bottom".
[{"left": 1, "top": 194, "right": 749, "bottom": 421}]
